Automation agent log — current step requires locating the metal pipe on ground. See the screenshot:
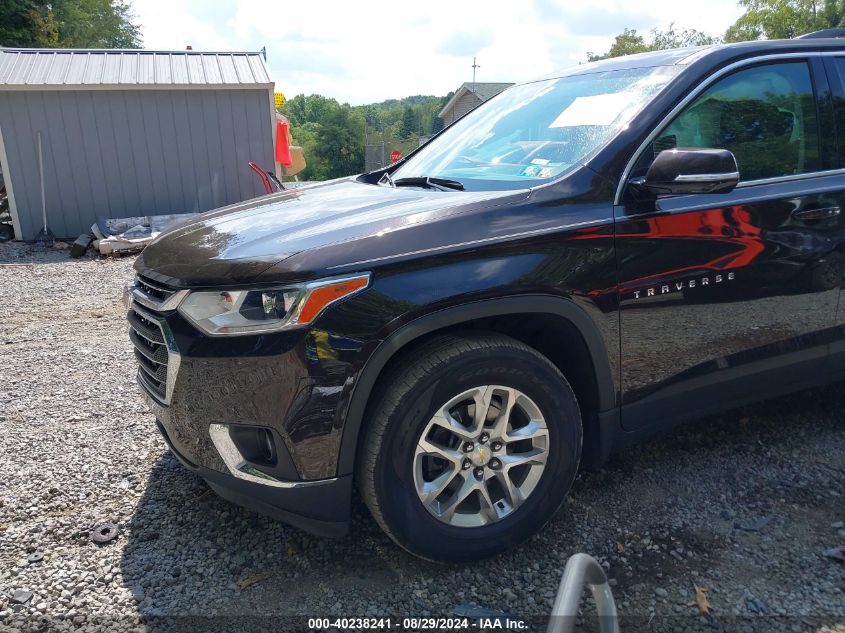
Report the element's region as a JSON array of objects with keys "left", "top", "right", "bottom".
[{"left": 547, "top": 553, "right": 620, "bottom": 633}]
